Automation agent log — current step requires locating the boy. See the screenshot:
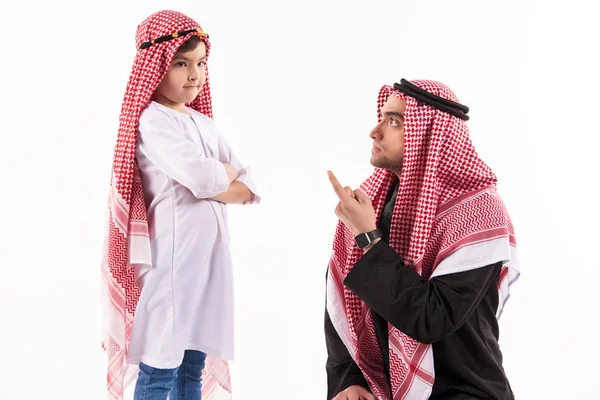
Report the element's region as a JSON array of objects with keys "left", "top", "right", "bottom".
[{"left": 102, "top": 10, "right": 259, "bottom": 400}]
